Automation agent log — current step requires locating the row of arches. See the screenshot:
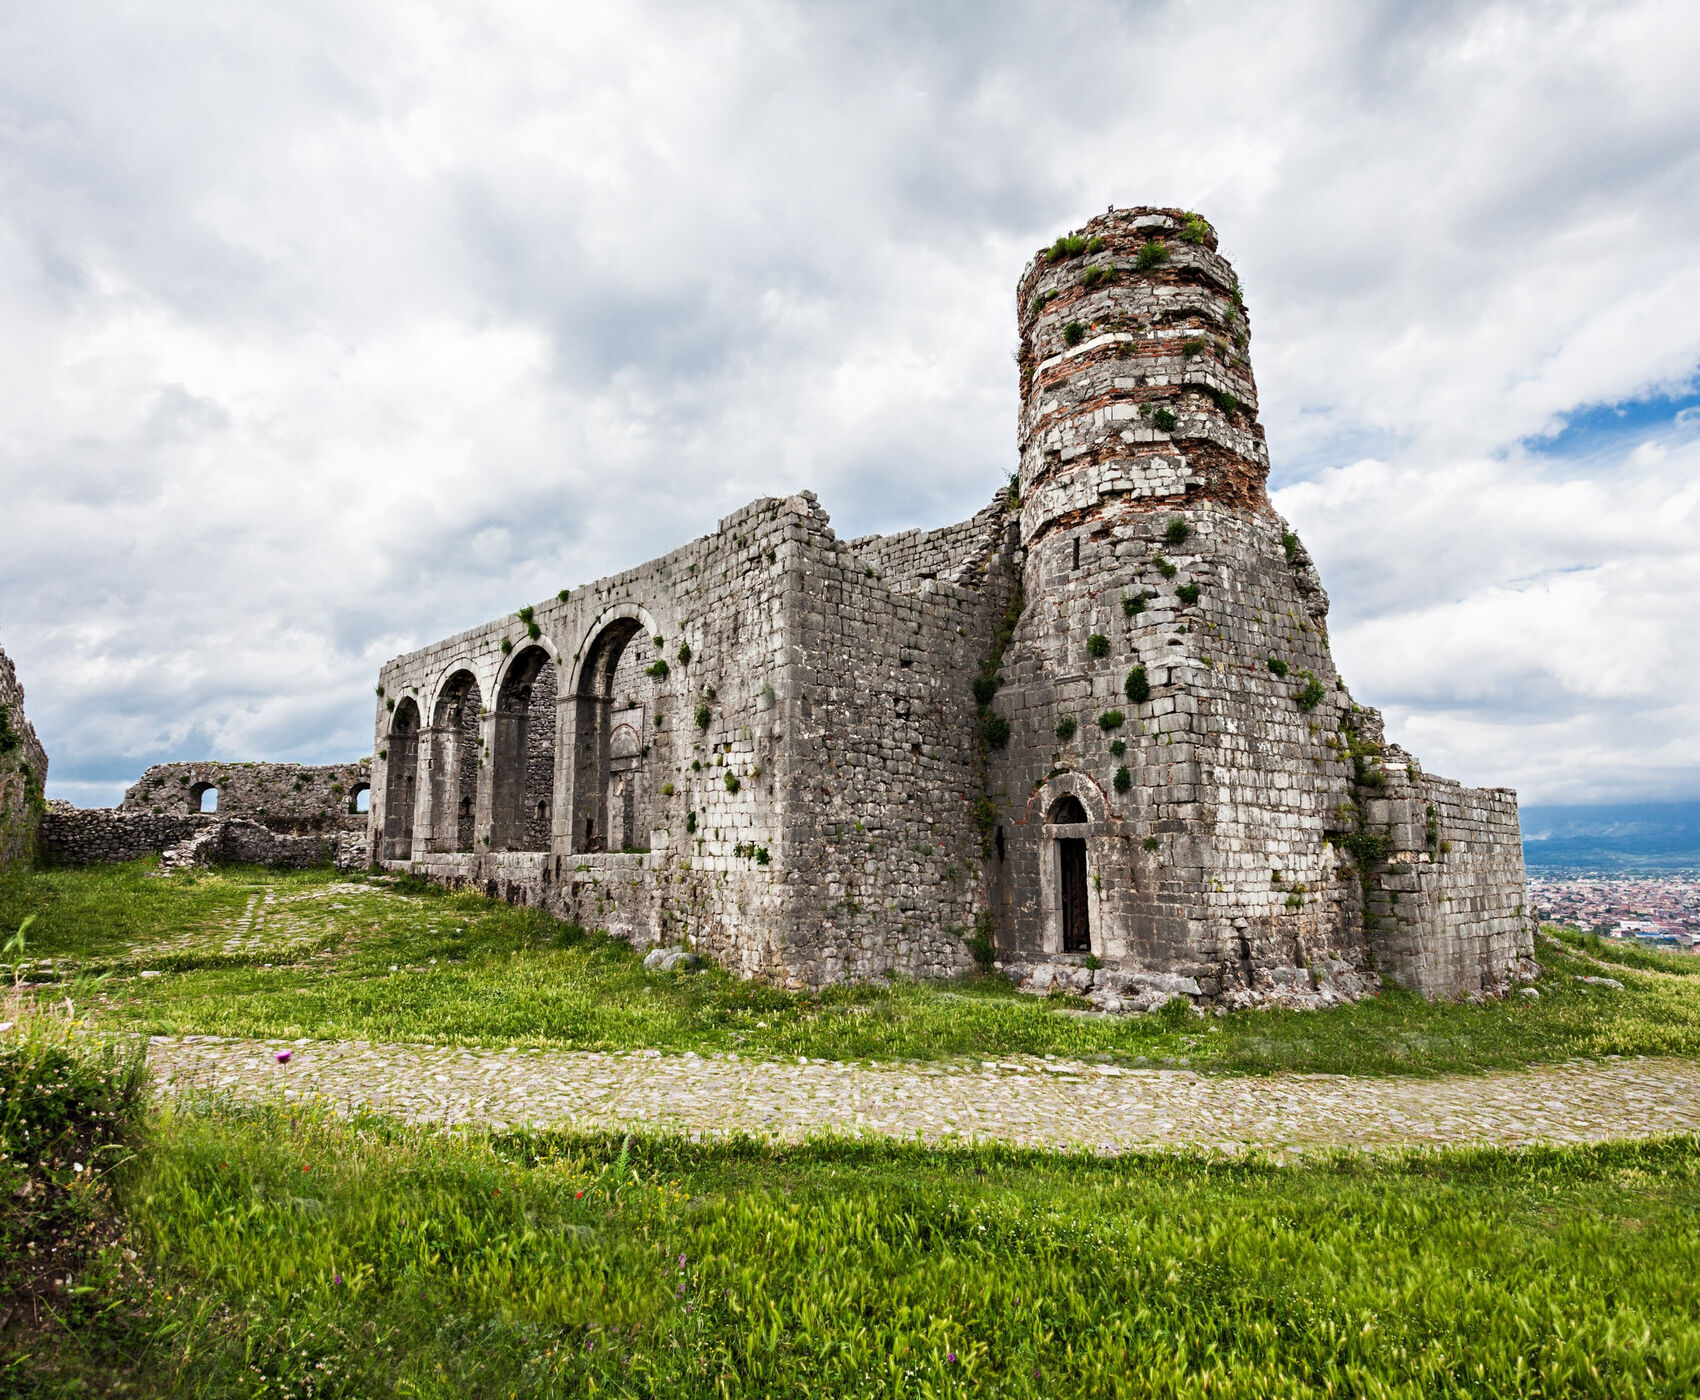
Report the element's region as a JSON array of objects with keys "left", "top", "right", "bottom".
[{"left": 379, "top": 610, "right": 670, "bottom": 863}]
